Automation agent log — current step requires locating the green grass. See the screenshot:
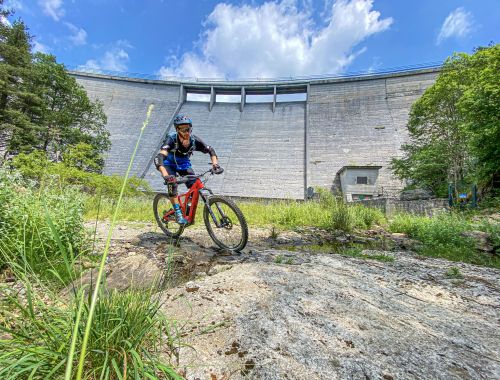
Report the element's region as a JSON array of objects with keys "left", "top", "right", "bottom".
[
  {"left": 84, "top": 194, "right": 155, "bottom": 223},
  {"left": 84, "top": 190, "right": 386, "bottom": 232},
  {"left": 389, "top": 212, "right": 500, "bottom": 268},
  {"left": 1, "top": 106, "right": 183, "bottom": 379},
  {"left": 0, "top": 284, "right": 182, "bottom": 379},
  {"left": 0, "top": 169, "right": 87, "bottom": 285},
  {"left": 239, "top": 192, "right": 386, "bottom": 231}
]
